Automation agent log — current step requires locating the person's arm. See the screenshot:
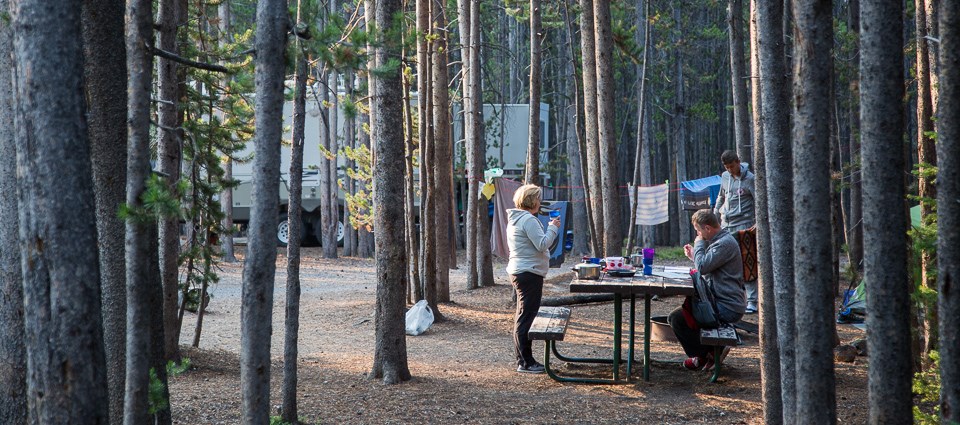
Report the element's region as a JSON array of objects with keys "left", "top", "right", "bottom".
[
  {"left": 692, "top": 237, "right": 738, "bottom": 274},
  {"left": 524, "top": 216, "right": 559, "bottom": 253},
  {"left": 713, "top": 176, "right": 727, "bottom": 216}
]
